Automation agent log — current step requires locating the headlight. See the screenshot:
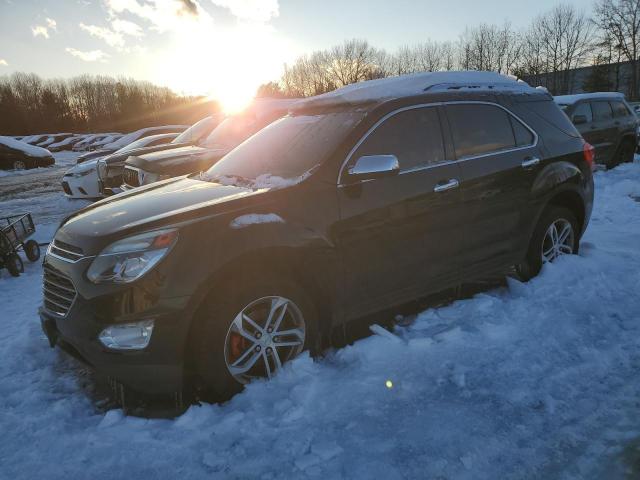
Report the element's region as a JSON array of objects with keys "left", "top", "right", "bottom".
[
  {"left": 87, "top": 228, "right": 178, "bottom": 284},
  {"left": 97, "top": 160, "right": 107, "bottom": 180}
]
